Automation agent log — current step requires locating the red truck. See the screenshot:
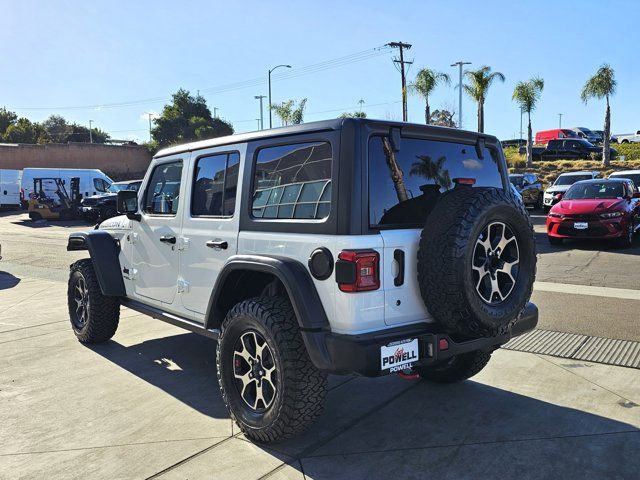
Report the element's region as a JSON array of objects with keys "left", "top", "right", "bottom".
[{"left": 535, "top": 129, "right": 579, "bottom": 145}]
